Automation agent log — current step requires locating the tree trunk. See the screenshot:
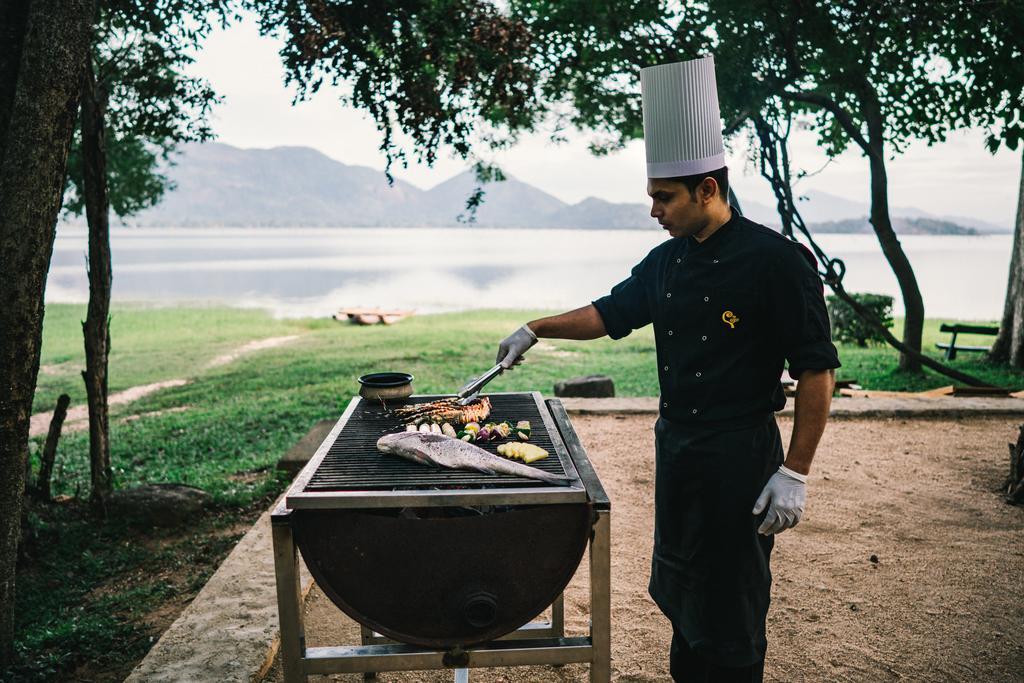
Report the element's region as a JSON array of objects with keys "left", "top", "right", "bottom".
[
  {"left": 80, "top": 56, "right": 113, "bottom": 514},
  {"left": 37, "top": 394, "right": 71, "bottom": 502},
  {"left": 989, "top": 148, "right": 1024, "bottom": 368},
  {"left": 864, "top": 107, "right": 925, "bottom": 372},
  {"left": 1004, "top": 424, "right": 1024, "bottom": 505},
  {"left": 0, "top": 0, "right": 94, "bottom": 665}
]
